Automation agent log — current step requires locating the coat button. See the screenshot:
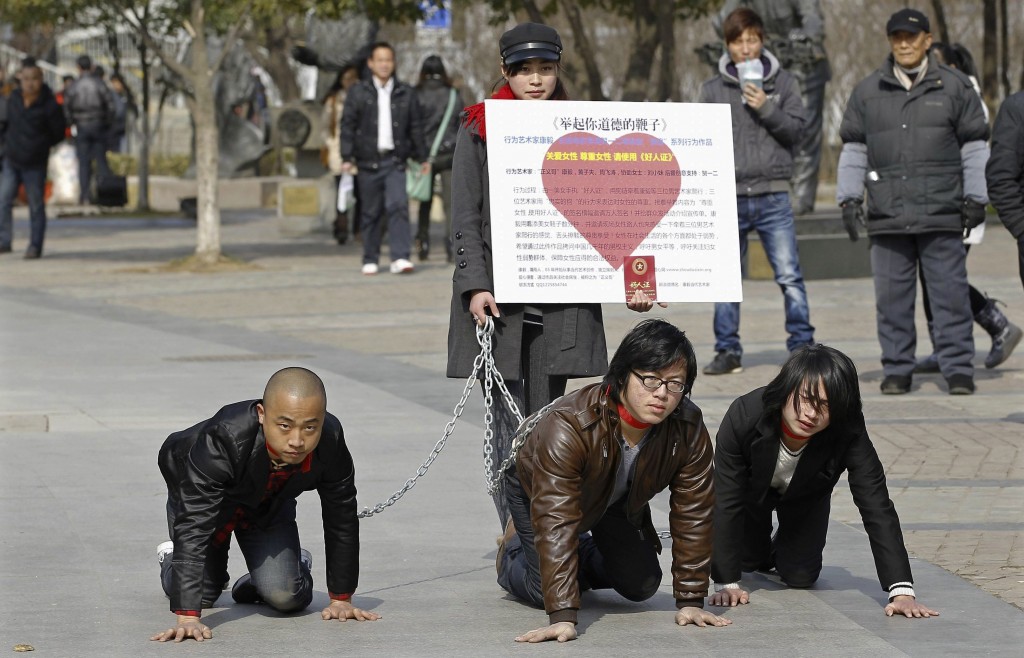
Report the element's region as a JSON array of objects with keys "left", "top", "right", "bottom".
[
  {"left": 459, "top": 261, "right": 467, "bottom": 268},
  {"left": 457, "top": 247, "right": 465, "bottom": 255},
  {"left": 455, "top": 232, "right": 463, "bottom": 240}
]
